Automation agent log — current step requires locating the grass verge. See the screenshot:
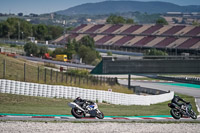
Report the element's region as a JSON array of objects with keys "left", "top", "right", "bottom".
[{"left": 0, "top": 93, "right": 198, "bottom": 116}]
